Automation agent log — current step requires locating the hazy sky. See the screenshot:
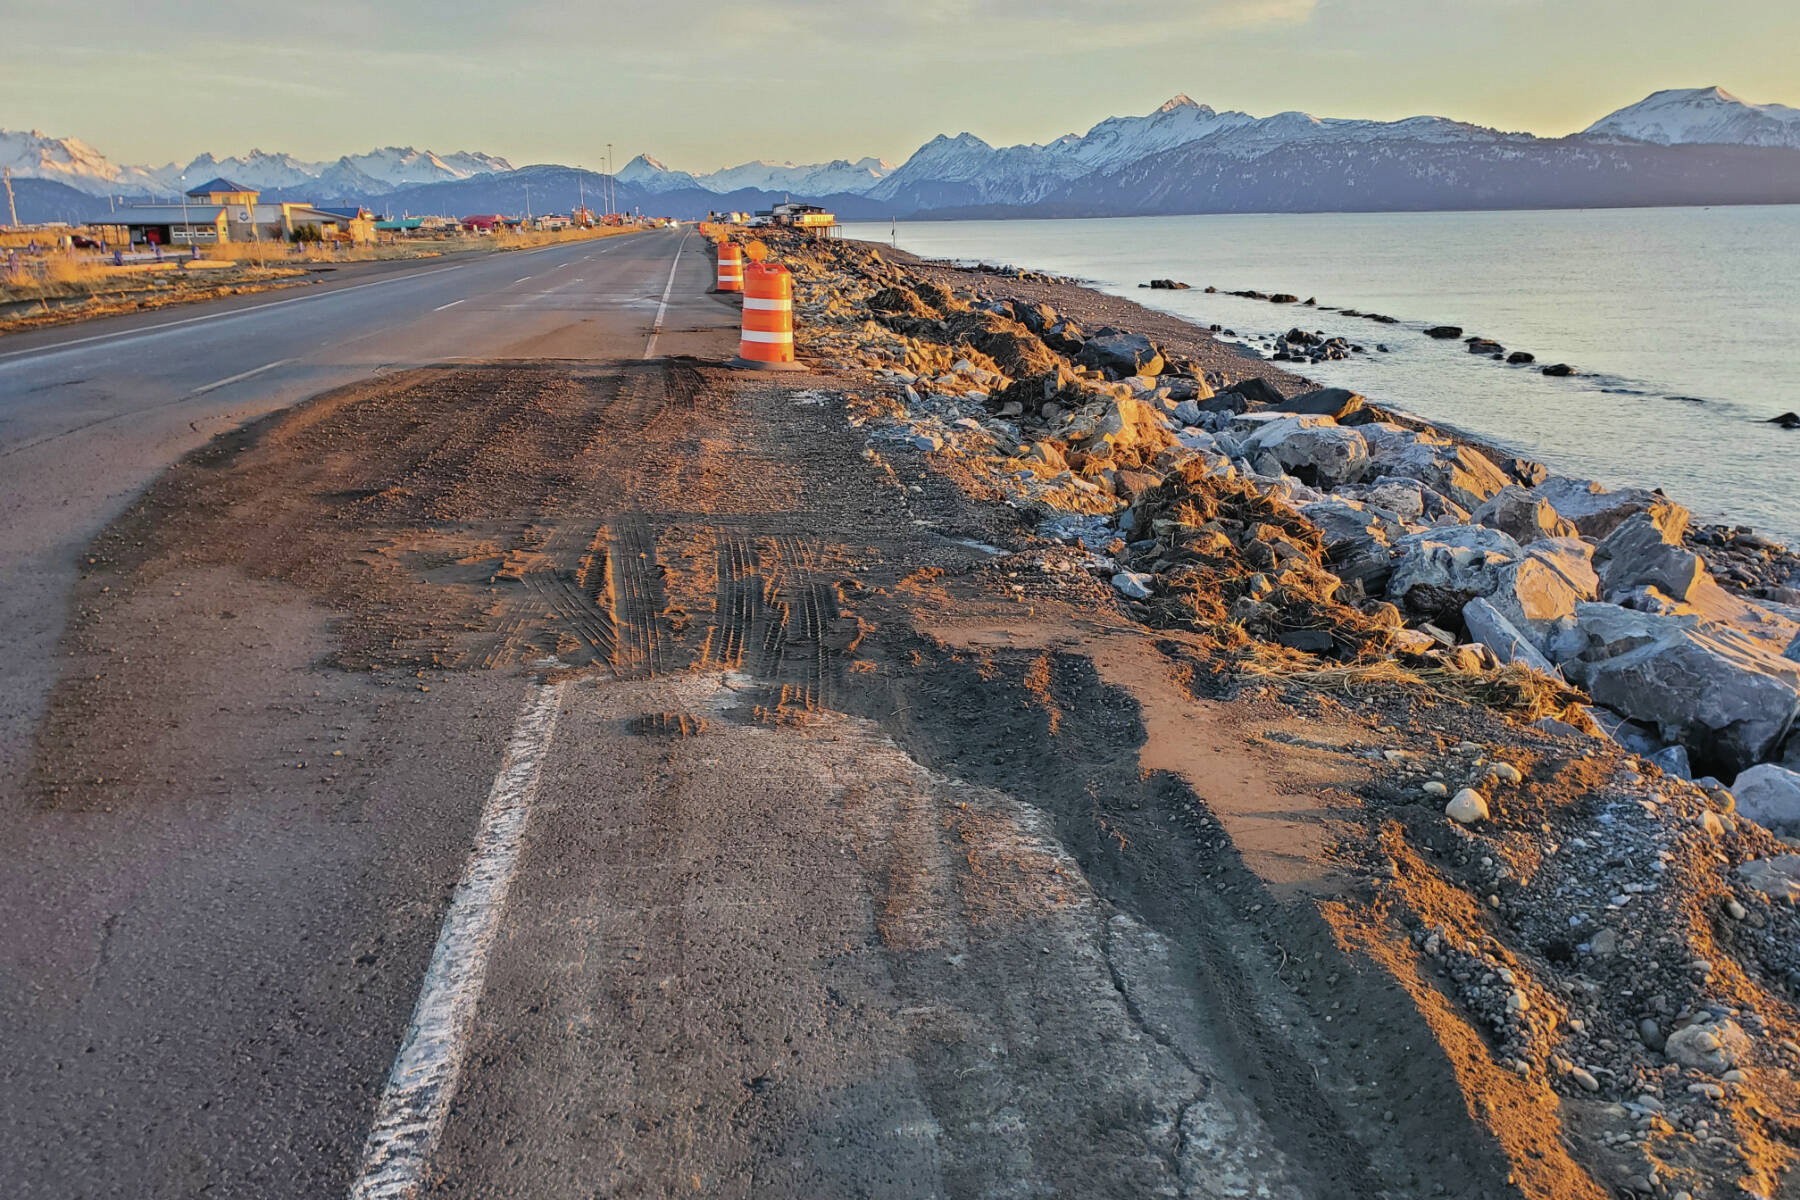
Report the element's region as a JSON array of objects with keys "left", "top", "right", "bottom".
[{"left": 5, "top": 0, "right": 1797, "bottom": 170}]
